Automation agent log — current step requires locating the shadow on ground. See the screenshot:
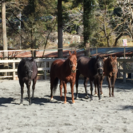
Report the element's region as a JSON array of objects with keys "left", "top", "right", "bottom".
[{"left": 0, "top": 97, "right": 14, "bottom": 107}]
